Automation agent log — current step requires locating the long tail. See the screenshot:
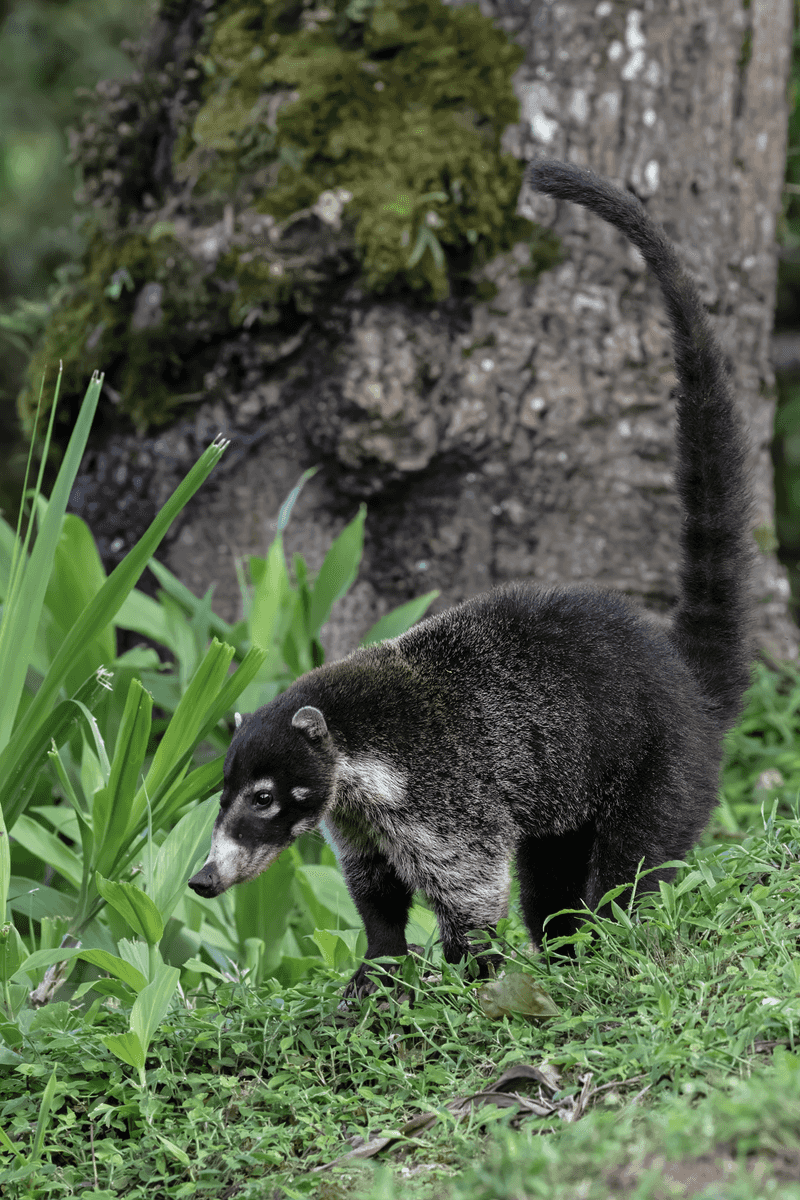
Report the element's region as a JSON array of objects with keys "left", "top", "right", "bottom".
[{"left": 527, "top": 159, "right": 752, "bottom": 727}]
